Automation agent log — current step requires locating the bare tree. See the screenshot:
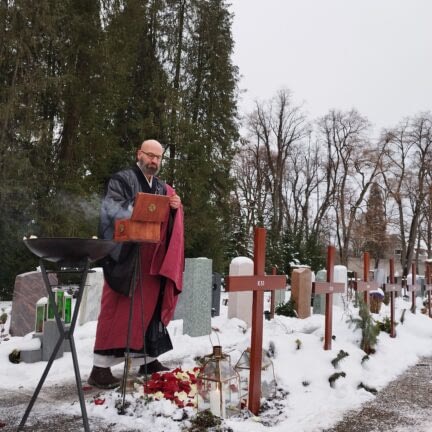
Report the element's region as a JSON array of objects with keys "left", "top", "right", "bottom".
[
  {"left": 381, "top": 113, "right": 432, "bottom": 275},
  {"left": 246, "top": 88, "right": 310, "bottom": 235},
  {"left": 317, "top": 109, "right": 384, "bottom": 265}
]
